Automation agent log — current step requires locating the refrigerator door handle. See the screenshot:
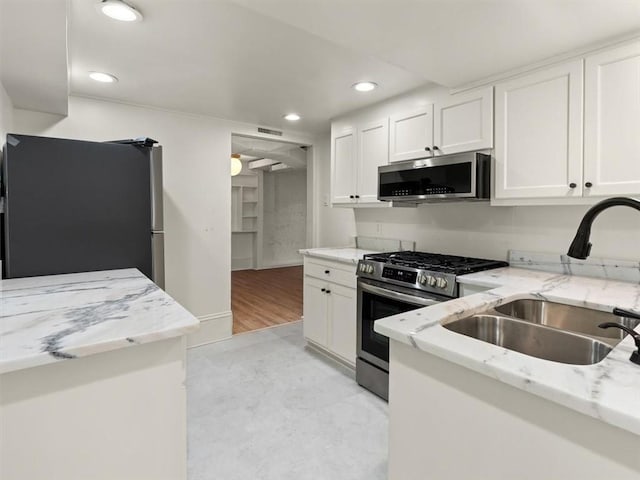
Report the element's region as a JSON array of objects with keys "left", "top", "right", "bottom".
[
  {"left": 151, "top": 232, "right": 165, "bottom": 290},
  {"left": 150, "top": 147, "right": 164, "bottom": 231}
]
